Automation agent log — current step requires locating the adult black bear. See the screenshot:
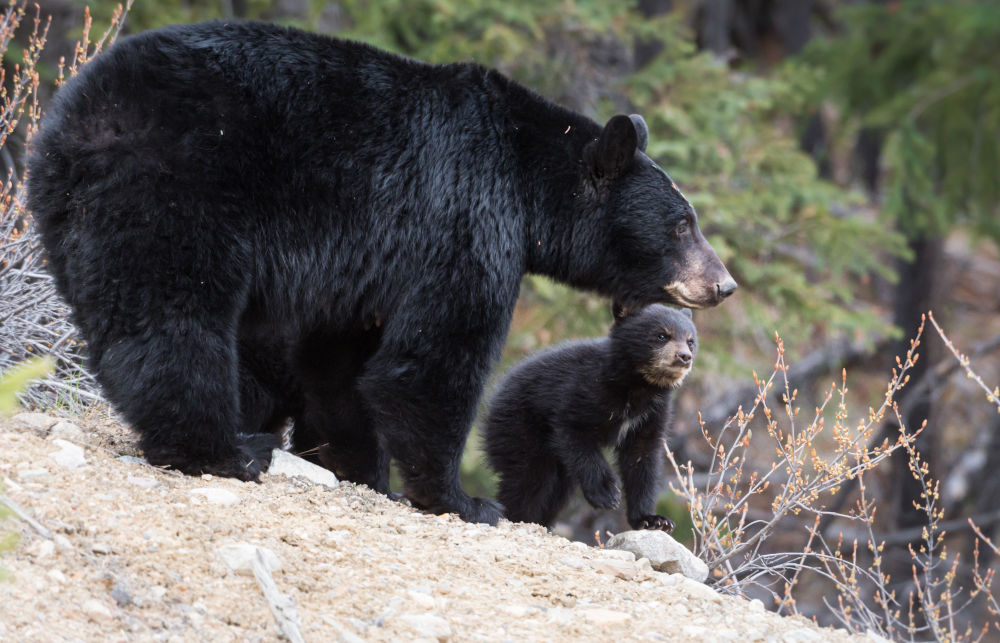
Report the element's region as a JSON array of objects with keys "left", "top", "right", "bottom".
[
  {"left": 27, "top": 20, "right": 736, "bottom": 525},
  {"left": 484, "top": 304, "right": 696, "bottom": 531}
]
